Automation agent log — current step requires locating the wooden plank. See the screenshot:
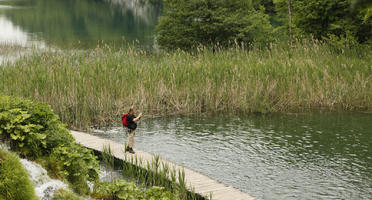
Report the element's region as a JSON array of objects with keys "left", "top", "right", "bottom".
[{"left": 71, "top": 130, "right": 257, "bottom": 200}]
